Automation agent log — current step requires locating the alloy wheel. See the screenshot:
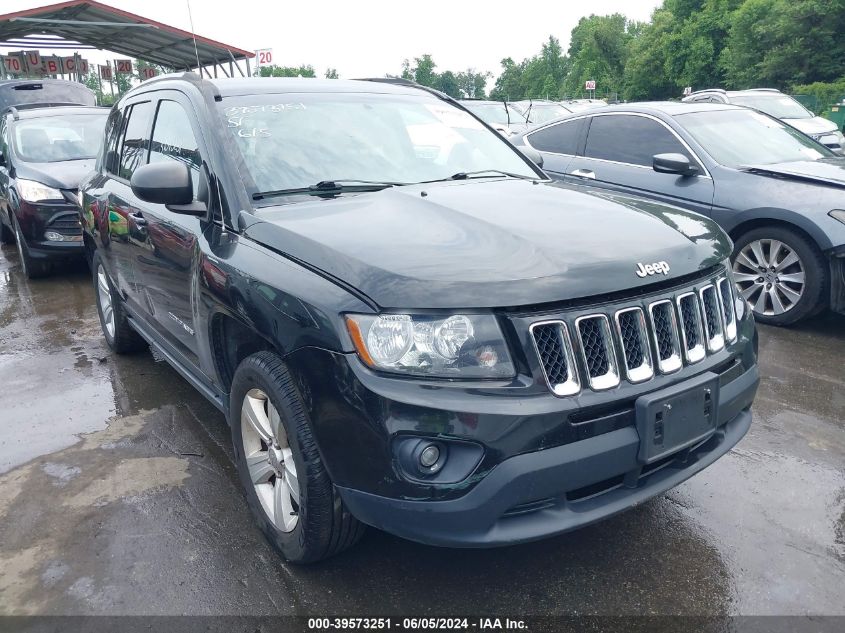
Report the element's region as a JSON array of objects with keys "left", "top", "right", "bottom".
[
  {"left": 240, "top": 388, "right": 300, "bottom": 532},
  {"left": 96, "top": 265, "right": 115, "bottom": 338},
  {"left": 733, "top": 238, "right": 805, "bottom": 316}
]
